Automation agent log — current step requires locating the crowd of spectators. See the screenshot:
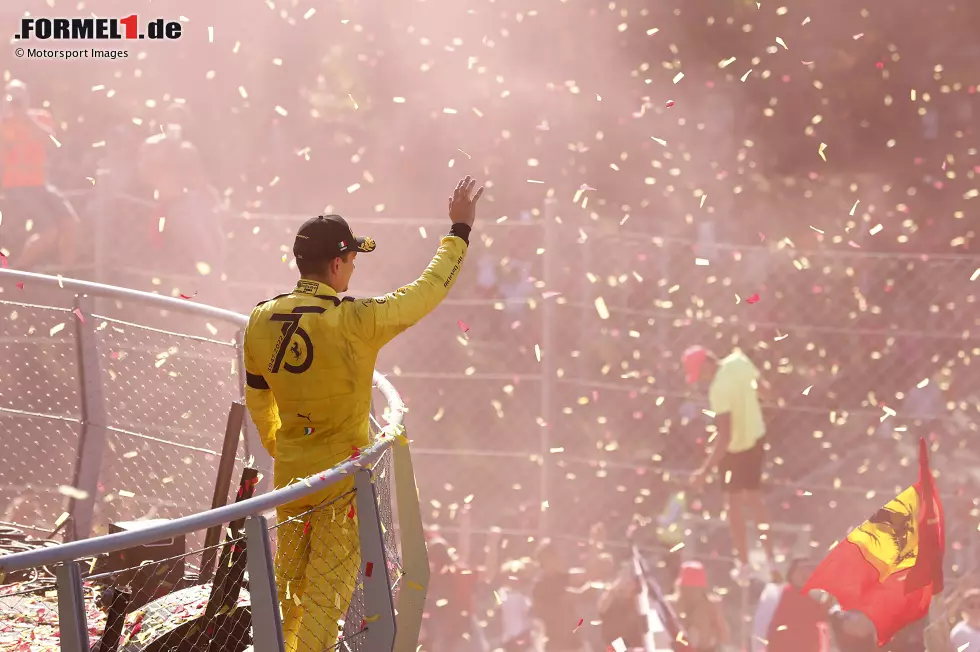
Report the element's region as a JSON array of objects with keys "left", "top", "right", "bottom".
[{"left": 0, "top": 0, "right": 978, "bottom": 649}]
